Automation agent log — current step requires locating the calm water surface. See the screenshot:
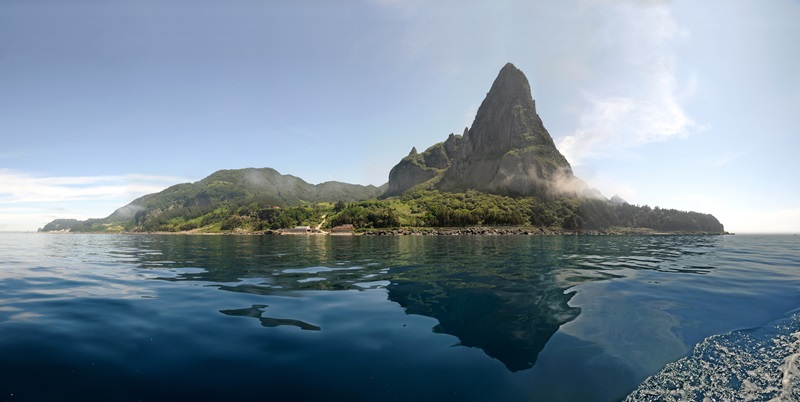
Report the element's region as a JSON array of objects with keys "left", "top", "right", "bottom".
[{"left": 0, "top": 233, "right": 798, "bottom": 401}]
